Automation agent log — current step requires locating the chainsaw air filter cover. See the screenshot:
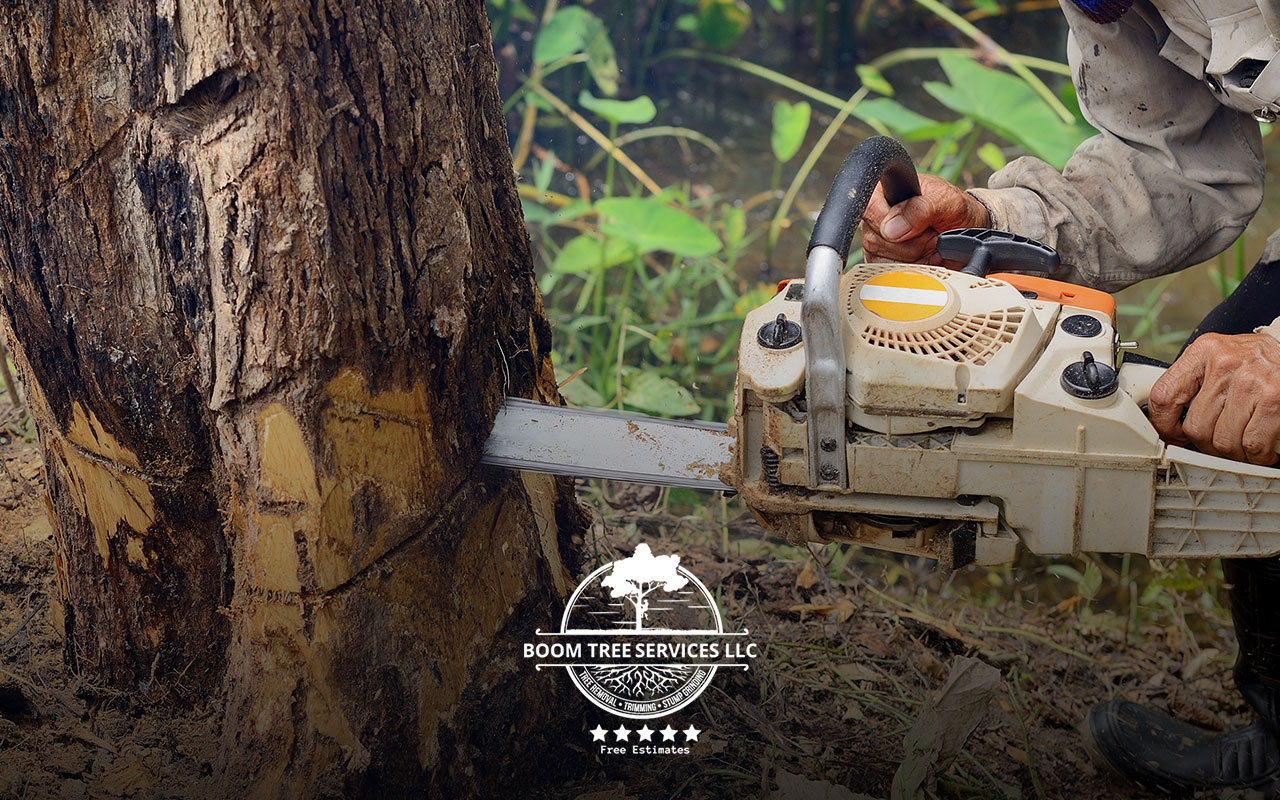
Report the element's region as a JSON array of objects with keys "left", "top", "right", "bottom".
[{"left": 840, "top": 263, "right": 1057, "bottom": 428}]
